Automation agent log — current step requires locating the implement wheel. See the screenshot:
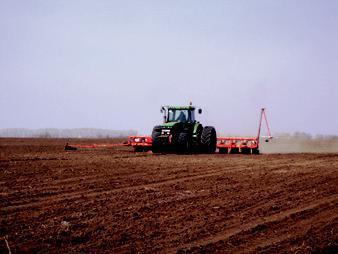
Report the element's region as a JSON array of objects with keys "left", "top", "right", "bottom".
[
  {"left": 134, "top": 146, "right": 144, "bottom": 152},
  {"left": 252, "top": 148, "right": 260, "bottom": 154},
  {"left": 219, "top": 148, "right": 228, "bottom": 154}
]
